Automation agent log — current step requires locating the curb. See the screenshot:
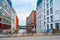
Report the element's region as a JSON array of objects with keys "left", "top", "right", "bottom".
[{"left": 0, "top": 34, "right": 60, "bottom": 38}]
